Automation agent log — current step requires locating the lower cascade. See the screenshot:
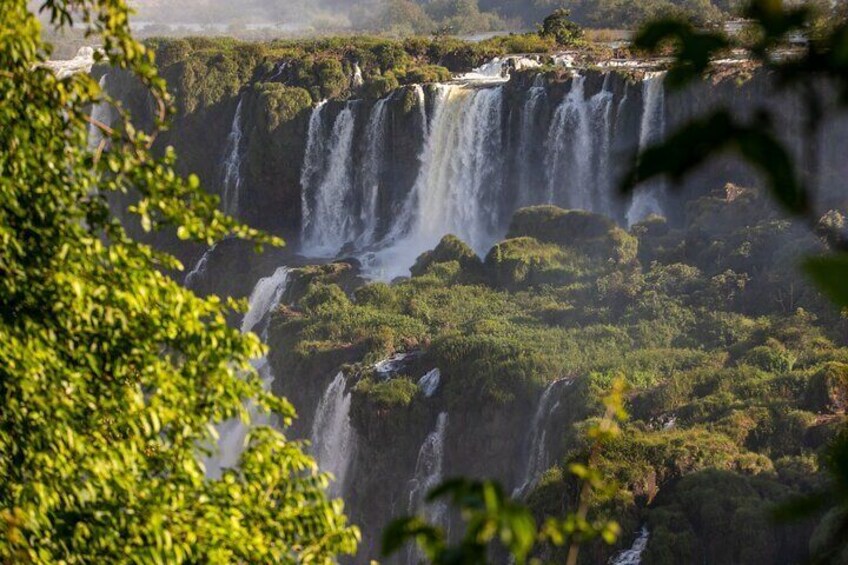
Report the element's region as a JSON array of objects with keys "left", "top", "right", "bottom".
[
  {"left": 206, "top": 267, "right": 290, "bottom": 478},
  {"left": 408, "top": 412, "right": 449, "bottom": 526},
  {"left": 609, "top": 527, "right": 650, "bottom": 565},
  {"left": 311, "top": 372, "right": 357, "bottom": 498},
  {"left": 513, "top": 379, "right": 570, "bottom": 498}
]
